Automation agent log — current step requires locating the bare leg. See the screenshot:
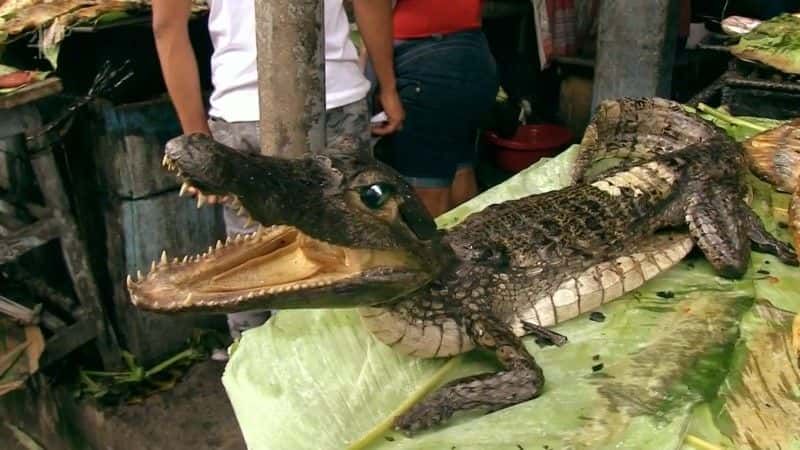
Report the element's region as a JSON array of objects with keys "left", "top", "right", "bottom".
[
  {"left": 451, "top": 167, "right": 478, "bottom": 207},
  {"left": 414, "top": 186, "right": 452, "bottom": 217},
  {"left": 394, "top": 316, "right": 544, "bottom": 434}
]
